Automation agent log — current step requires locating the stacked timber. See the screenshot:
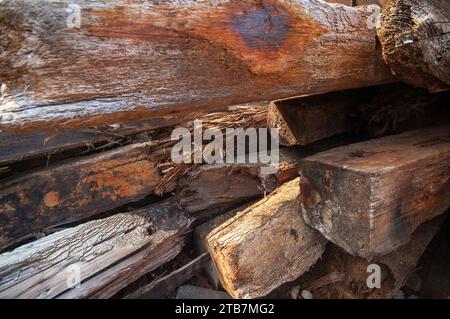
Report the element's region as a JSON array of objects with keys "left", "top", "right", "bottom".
[
  {"left": 206, "top": 126, "right": 450, "bottom": 298},
  {"left": 0, "top": 0, "right": 449, "bottom": 300}
]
